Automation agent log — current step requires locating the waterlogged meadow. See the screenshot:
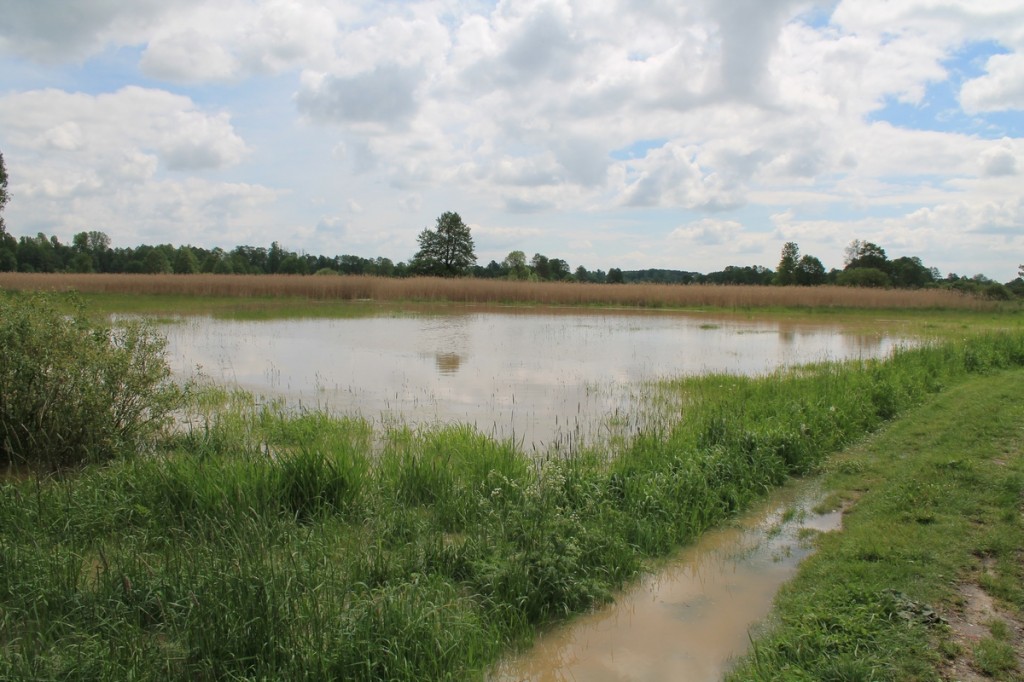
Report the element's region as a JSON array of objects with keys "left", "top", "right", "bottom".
[{"left": 3, "top": 292, "right": 1024, "bottom": 680}]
